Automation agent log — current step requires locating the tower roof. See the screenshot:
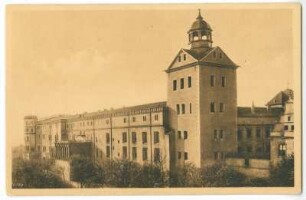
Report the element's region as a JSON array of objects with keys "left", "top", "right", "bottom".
[{"left": 189, "top": 9, "right": 212, "bottom": 32}]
